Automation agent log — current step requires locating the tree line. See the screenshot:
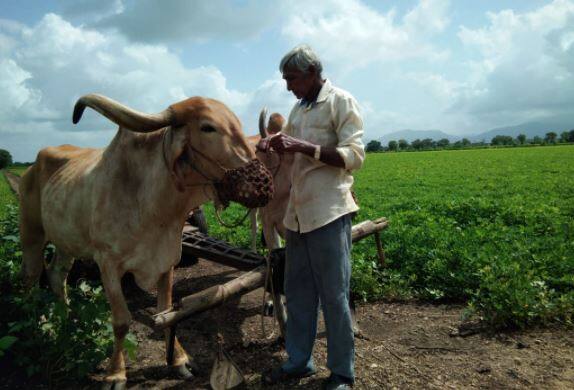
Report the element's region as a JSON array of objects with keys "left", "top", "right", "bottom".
[{"left": 367, "top": 129, "right": 574, "bottom": 152}]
